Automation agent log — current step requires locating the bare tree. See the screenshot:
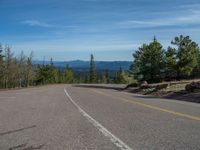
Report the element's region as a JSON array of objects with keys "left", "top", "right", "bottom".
[
  {"left": 26, "top": 51, "right": 34, "bottom": 87},
  {"left": 4, "top": 45, "right": 15, "bottom": 88}
]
